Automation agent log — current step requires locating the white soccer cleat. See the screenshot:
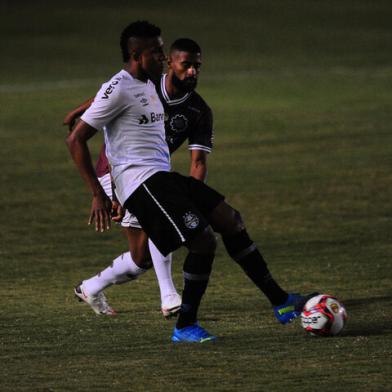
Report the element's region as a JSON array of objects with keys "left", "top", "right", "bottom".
[
  {"left": 74, "top": 284, "right": 117, "bottom": 316},
  {"left": 161, "top": 293, "right": 182, "bottom": 319}
]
